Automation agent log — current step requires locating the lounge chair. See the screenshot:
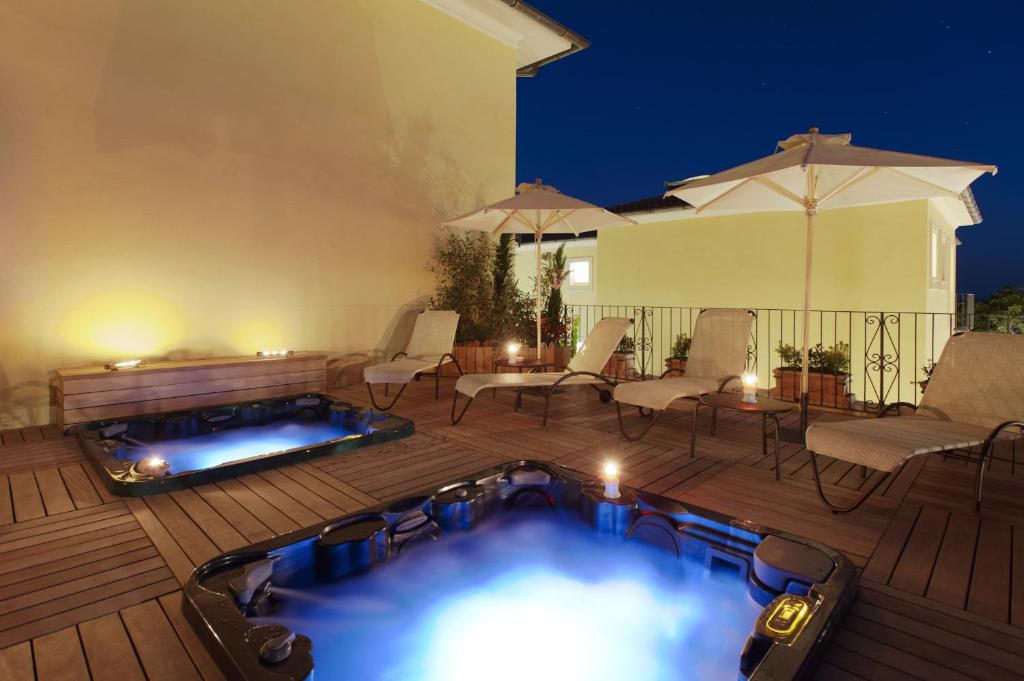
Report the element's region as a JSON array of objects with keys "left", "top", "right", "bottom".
[
  {"left": 364, "top": 310, "right": 462, "bottom": 410},
  {"left": 614, "top": 308, "right": 754, "bottom": 441},
  {"left": 450, "top": 317, "right": 631, "bottom": 425},
  {"left": 805, "top": 331, "right": 1024, "bottom": 513}
]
